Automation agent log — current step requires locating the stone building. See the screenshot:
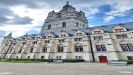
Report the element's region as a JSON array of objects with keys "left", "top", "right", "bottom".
[{"left": 0, "top": 2, "right": 133, "bottom": 62}]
